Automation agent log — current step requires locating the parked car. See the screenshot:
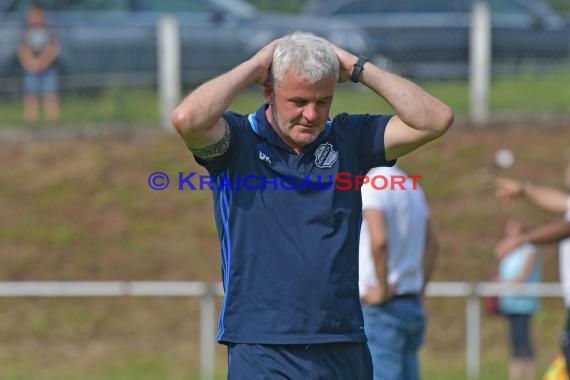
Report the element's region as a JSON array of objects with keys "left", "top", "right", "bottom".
[
  {"left": 302, "top": 0, "right": 570, "bottom": 79},
  {"left": 0, "top": 0, "right": 372, "bottom": 94}
]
